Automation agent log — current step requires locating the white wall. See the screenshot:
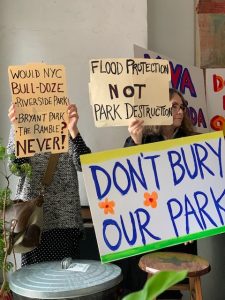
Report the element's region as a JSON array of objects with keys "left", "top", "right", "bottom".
[
  {"left": 147, "top": 1, "right": 225, "bottom": 300},
  {"left": 148, "top": 0, "right": 195, "bottom": 66},
  {"left": 0, "top": 0, "right": 147, "bottom": 203}
]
